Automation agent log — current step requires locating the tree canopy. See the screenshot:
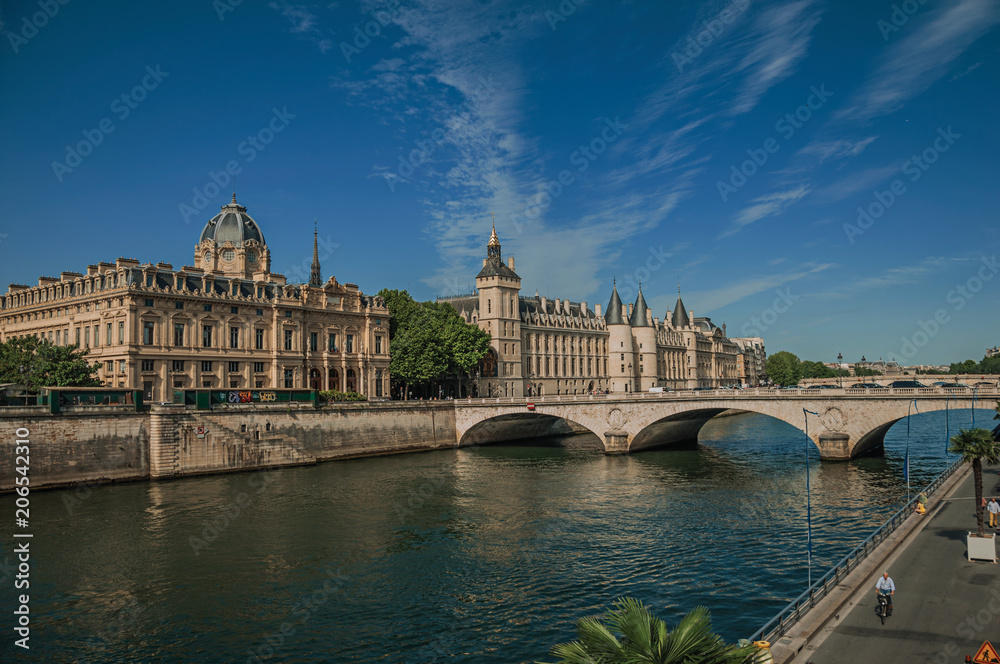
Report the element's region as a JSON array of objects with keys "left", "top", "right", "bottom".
[
  {"left": 0, "top": 337, "right": 101, "bottom": 391},
  {"left": 950, "top": 355, "right": 1000, "bottom": 375},
  {"left": 949, "top": 427, "right": 1000, "bottom": 537},
  {"left": 377, "top": 289, "right": 491, "bottom": 397},
  {"left": 765, "top": 351, "right": 801, "bottom": 386}
]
